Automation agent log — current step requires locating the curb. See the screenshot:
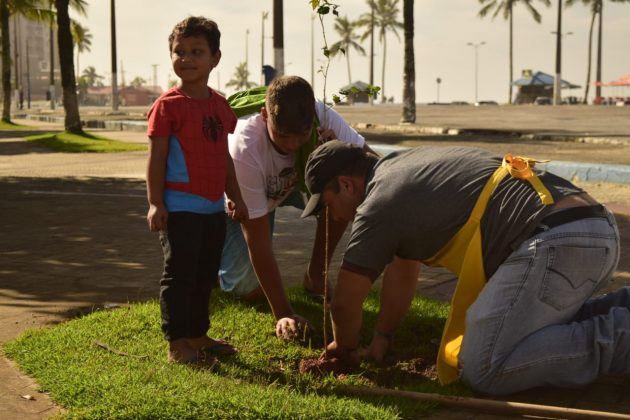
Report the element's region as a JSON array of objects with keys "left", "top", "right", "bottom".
[{"left": 370, "top": 144, "right": 630, "bottom": 185}]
